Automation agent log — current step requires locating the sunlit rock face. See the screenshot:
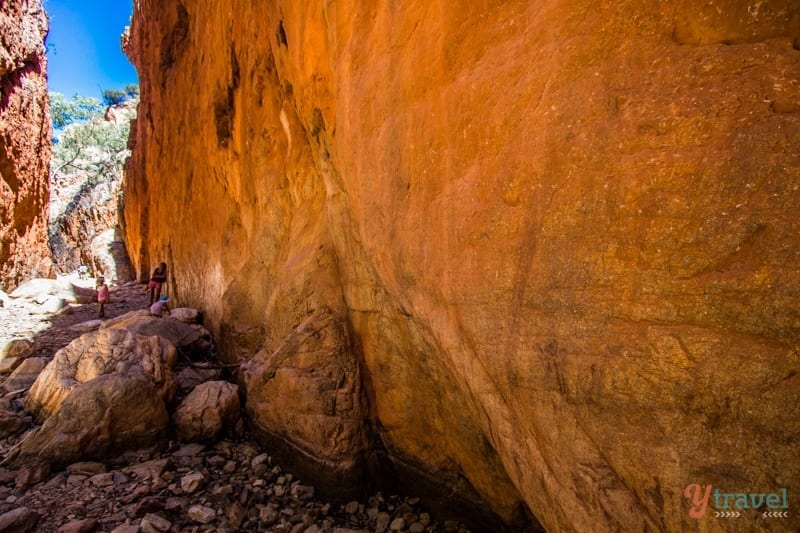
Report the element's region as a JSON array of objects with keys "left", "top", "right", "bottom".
[
  {"left": 0, "top": 0, "right": 54, "bottom": 290},
  {"left": 49, "top": 99, "right": 137, "bottom": 283},
  {"left": 124, "top": 1, "right": 800, "bottom": 531}
]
